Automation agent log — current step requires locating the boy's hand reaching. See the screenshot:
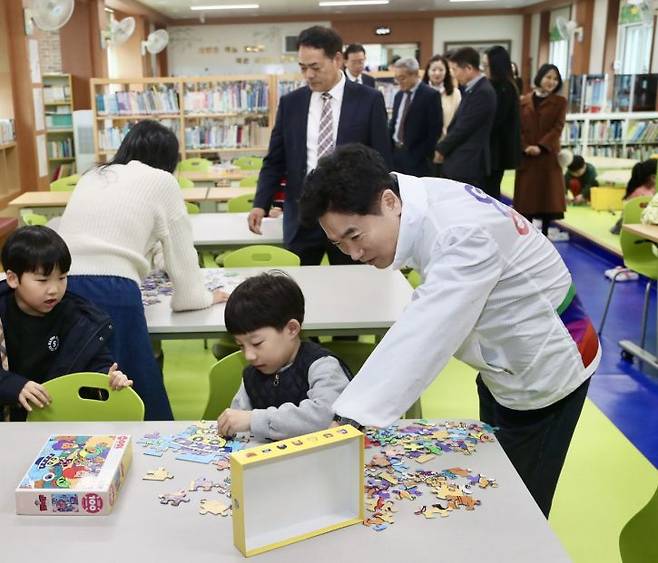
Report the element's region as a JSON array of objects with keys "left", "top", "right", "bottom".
[
  {"left": 108, "top": 363, "right": 133, "bottom": 390},
  {"left": 217, "top": 408, "right": 251, "bottom": 437},
  {"left": 18, "top": 381, "right": 51, "bottom": 411}
]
